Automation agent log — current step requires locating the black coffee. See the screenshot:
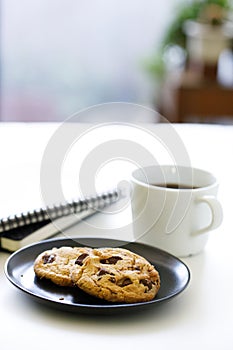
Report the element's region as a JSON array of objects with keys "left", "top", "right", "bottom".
[{"left": 151, "top": 183, "right": 199, "bottom": 190}]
